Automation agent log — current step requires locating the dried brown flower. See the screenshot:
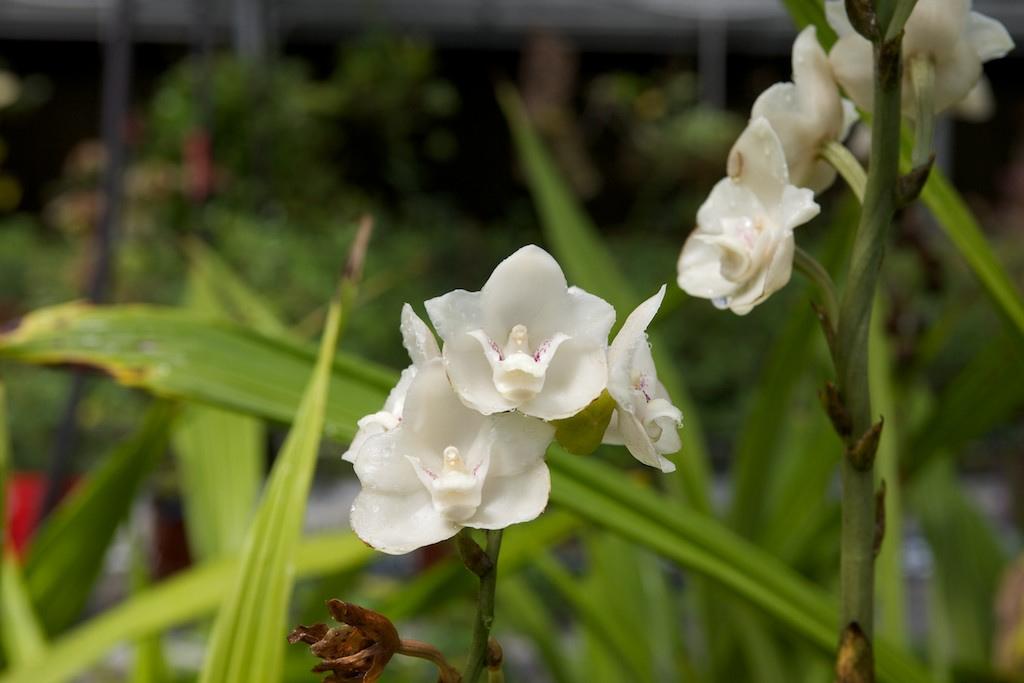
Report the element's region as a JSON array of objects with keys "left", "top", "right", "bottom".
[{"left": 288, "top": 599, "right": 401, "bottom": 682}]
